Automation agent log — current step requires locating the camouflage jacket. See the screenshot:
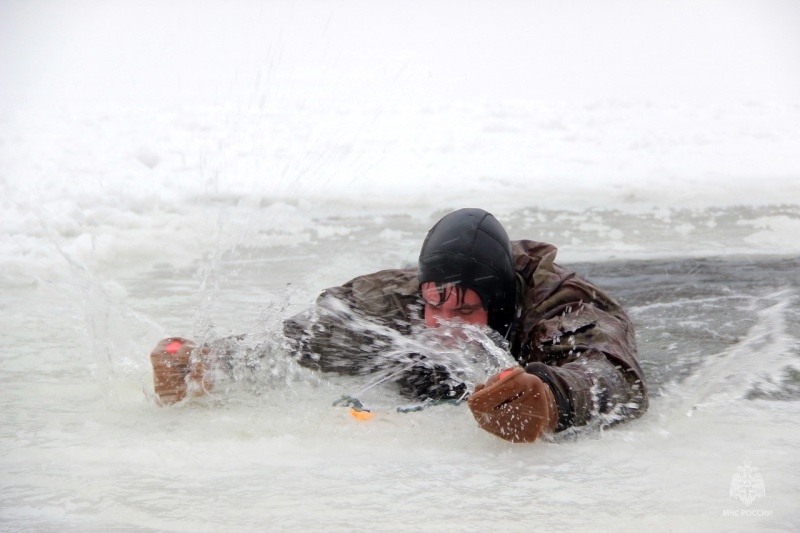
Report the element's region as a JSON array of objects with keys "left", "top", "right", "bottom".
[{"left": 283, "top": 240, "right": 648, "bottom": 430}]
